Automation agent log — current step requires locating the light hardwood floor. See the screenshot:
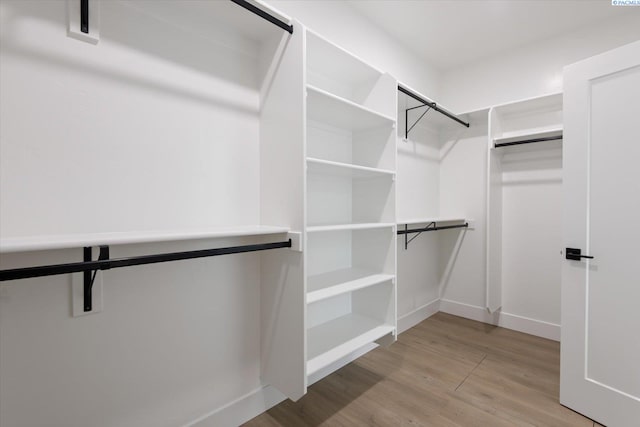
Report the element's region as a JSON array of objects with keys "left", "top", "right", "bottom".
[{"left": 244, "top": 312, "right": 598, "bottom": 426}]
